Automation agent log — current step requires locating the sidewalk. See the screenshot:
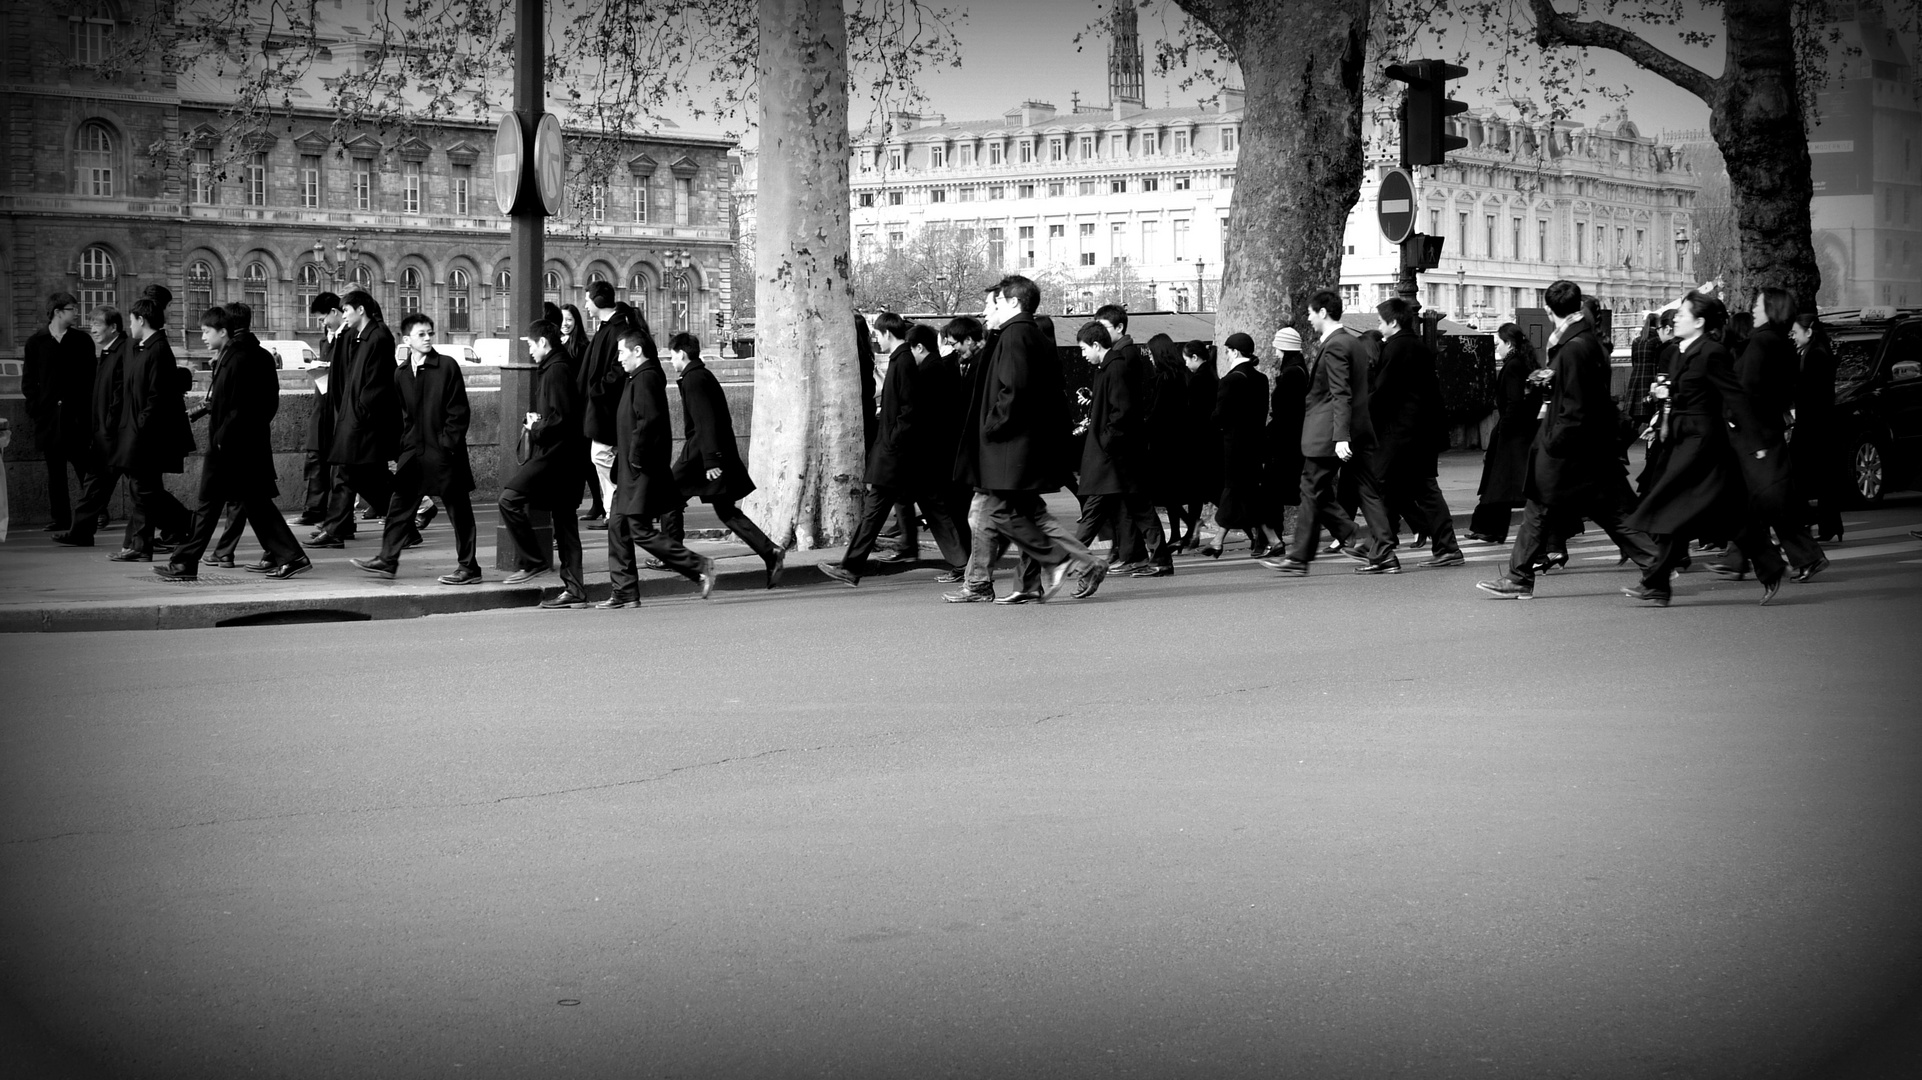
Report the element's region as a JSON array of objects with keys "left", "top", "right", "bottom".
[{"left": 0, "top": 453, "right": 1503, "bottom": 633}]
